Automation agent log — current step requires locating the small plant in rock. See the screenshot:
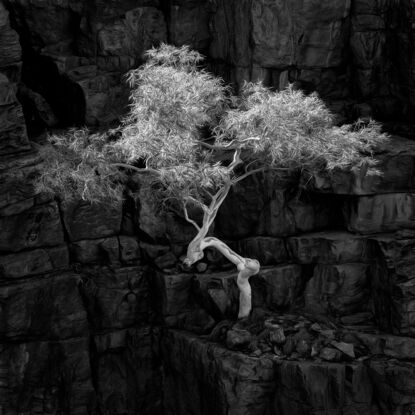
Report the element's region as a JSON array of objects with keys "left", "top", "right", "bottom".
[{"left": 36, "top": 44, "right": 388, "bottom": 319}]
